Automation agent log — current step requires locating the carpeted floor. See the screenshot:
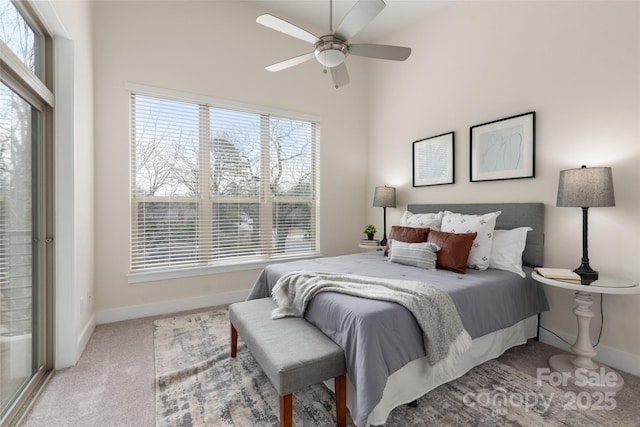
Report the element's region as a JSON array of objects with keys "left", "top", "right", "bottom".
[
  {"left": 154, "top": 308, "right": 637, "bottom": 427},
  {"left": 22, "top": 305, "right": 640, "bottom": 426}
]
